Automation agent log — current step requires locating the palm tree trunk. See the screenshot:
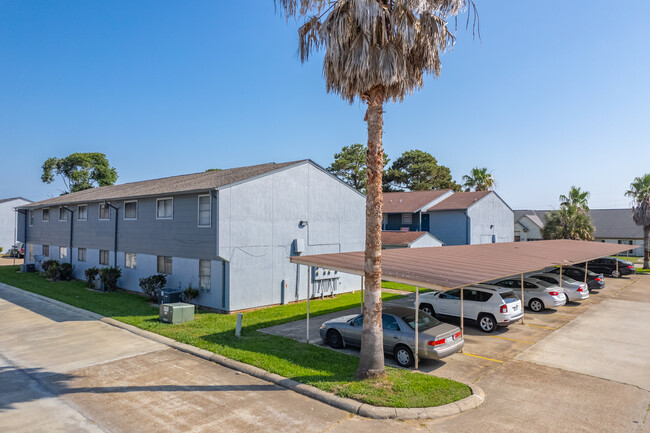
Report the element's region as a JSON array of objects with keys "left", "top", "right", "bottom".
[
  {"left": 643, "top": 226, "right": 650, "bottom": 269},
  {"left": 357, "top": 84, "right": 386, "bottom": 379}
]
